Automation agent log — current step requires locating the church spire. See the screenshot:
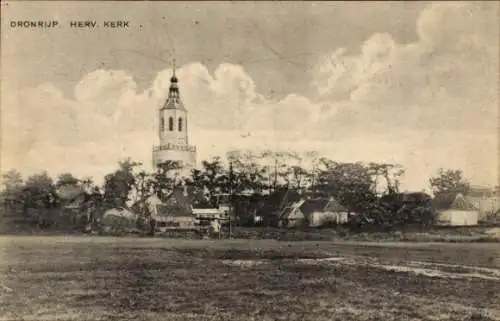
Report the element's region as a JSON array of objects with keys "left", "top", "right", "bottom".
[
  {"left": 169, "top": 58, "right": 179, "bottom": 99},
  {"left": 161, "top": 58, "right": 185, "bottom": 110},
  {"left": 171, "top": 58, "right": 177, "bottom": 81}
]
